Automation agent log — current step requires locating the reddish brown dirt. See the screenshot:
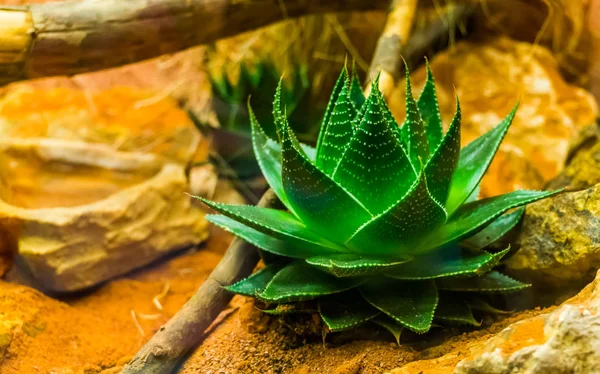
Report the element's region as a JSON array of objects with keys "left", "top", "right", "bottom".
[
  {"left": 0, "top": 221, "right": 555, "bottom": 374},
  {"left": 0, "top": 227, "right": 230, "bottom": 374},
  {"left": 179, "top": 298, "right": 553, "bottom": 374}
]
